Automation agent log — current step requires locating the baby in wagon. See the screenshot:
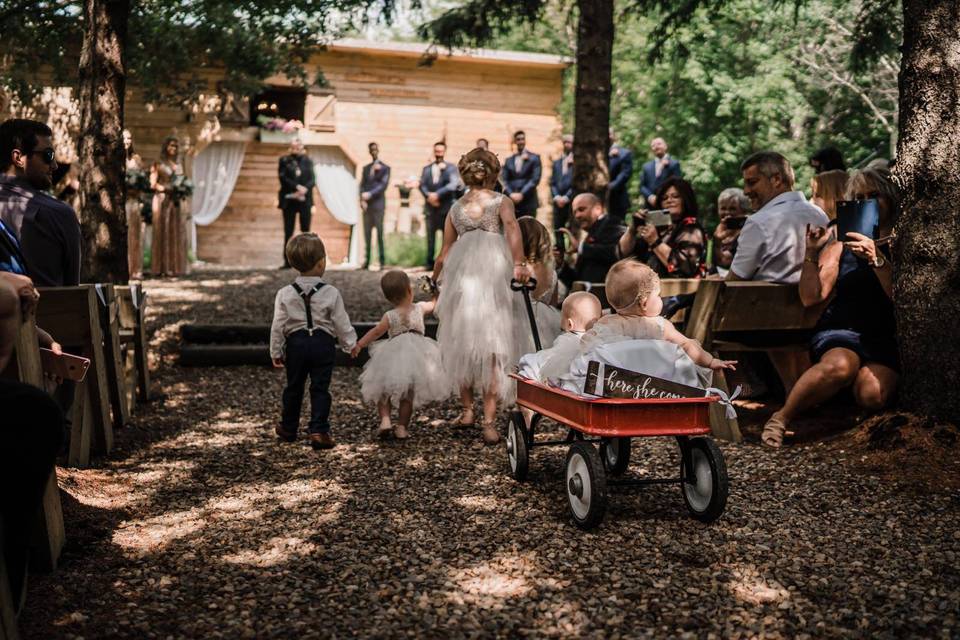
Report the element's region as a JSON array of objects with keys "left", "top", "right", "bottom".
[{"left": 516, "top": 291, "right": 601, "bottom": 385}]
